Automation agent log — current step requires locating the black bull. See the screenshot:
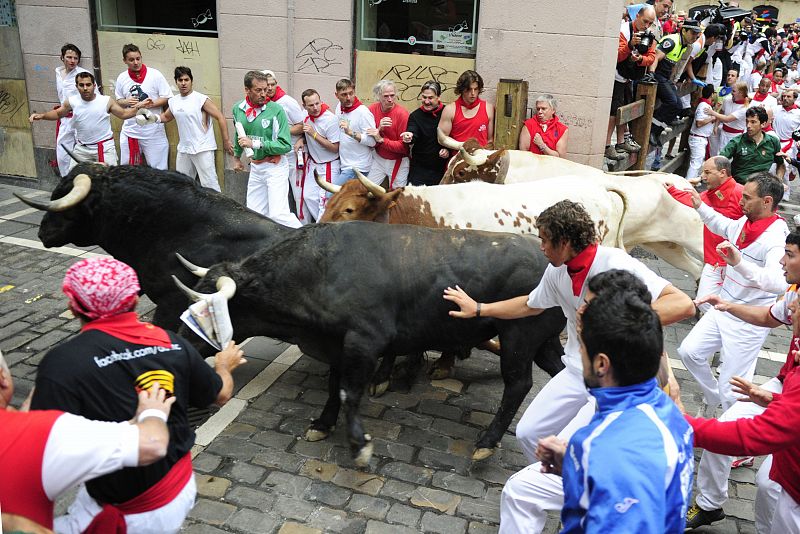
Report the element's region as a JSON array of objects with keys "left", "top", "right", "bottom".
[{"left": 22, "top": 166, "right": 566, "bottom": 461}]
